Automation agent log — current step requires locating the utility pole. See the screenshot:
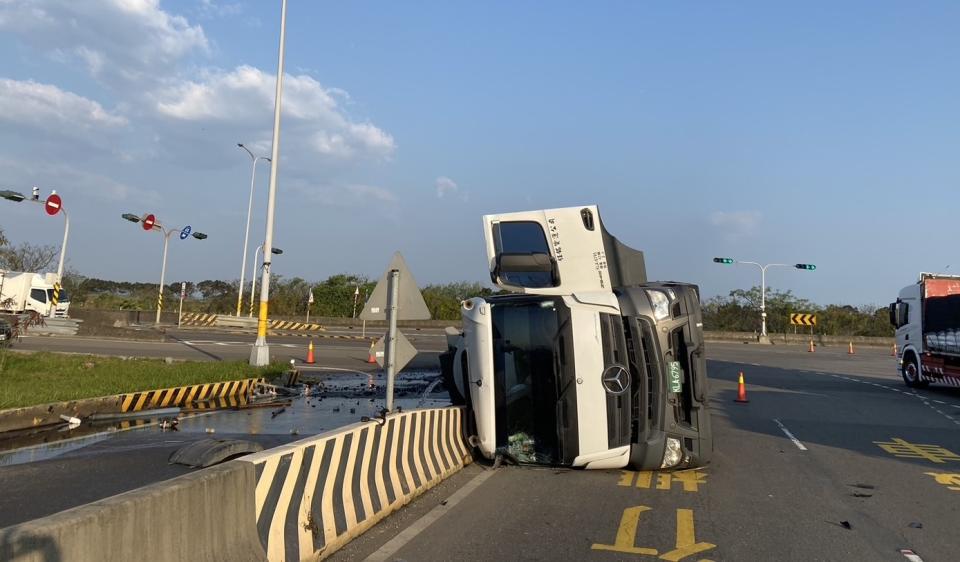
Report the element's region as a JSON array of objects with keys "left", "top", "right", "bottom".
[{"left": 250, "top": 0, "right": 288, "bottom": 366}]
